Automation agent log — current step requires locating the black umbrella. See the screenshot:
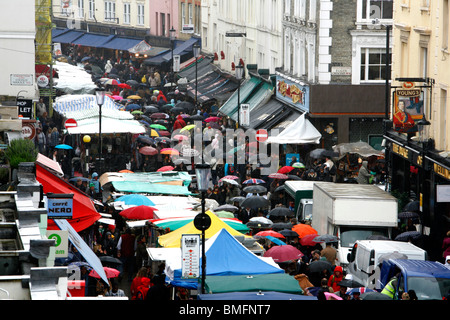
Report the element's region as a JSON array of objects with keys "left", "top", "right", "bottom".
[
  {"left": 99, "top": 255, "right": 122, "bottom": 266},
  {"left": 230, "top": 196, "right": 246, "bottom": 204},
  {"left": 394, "top": 231, "right": 422, "bottom": 242},
  {"left": 360, "top": 291, "right": 392, "bottom": 300},
  {"left": 126, "top": 80, "right": 139, "bottom": 86},
  {"left": 154, "top": 119, "right": 170, "bottom": 125},
  {"left": 187, "top": 114, "right": 204, "bottom": 121},
  {"left": 274, "top": 185, "right": 285, "bottom": 193},
  {"left": 313, "top": 234, "right": 338, "bottom": 243},
  {"left": 378, "top": 252, "right": 408, "bottom": 263},
  {"left": 69, "top": 177, "right": 90, "bottom": 183},
  {"left": 309, "top": 149, "right": 339, "bottom": 159},
  {"left": 278, "top": 229, "right": 298, "bottom": 238},
  {"left": 271, "top": 222, "right": 293, "bottom": 231},
  {"left": 308, "top": 260, "right": 333, "bottom": 273},
  {"left": 176, "top": 101, "right": 195, "bottom": 111},
  {"left": 240, "top": 196, "right": 270, "bottom": 209},
  {"left": 268, "top": 207, "right": 294, "bottom": 218},
  {"left": 403, "top": 200, "right": 419, "bottom": 212},
  {"left": 141, "top": 115, "right": 153, "bottom": 124},
  {"left": 398, "top": 211, "right": 420, "bottom": 219},
  {"left": 243, "top": 185, "right": 267, "bottom": 194},
  {"left": 137, "top": 135, "right": 154, "bottom": 145},
  {"left": 154, "top": 136, "right": 171, "bottom": 143},
  {"left": 144, "top": 105, "right": 160, "bottom": 114},
  {"left": 287, "top": 175, "right": 302, "bottom": 181},
  {"left": 160, "top": 104, "right": 174, "bottom": 112},
  {"left": 170, "top": 107, "right": 185, "bottom": 114},
  {"left": 338, "top": 278, "right": 365, "bottom": 288}
]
